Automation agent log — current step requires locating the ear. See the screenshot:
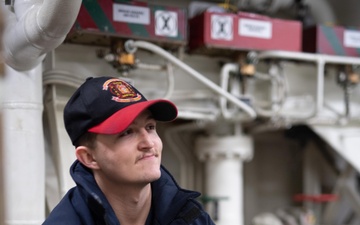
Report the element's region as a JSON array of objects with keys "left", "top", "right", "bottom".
[{"left": 75, "top": 146, "right": 100, "bottom": 170}]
